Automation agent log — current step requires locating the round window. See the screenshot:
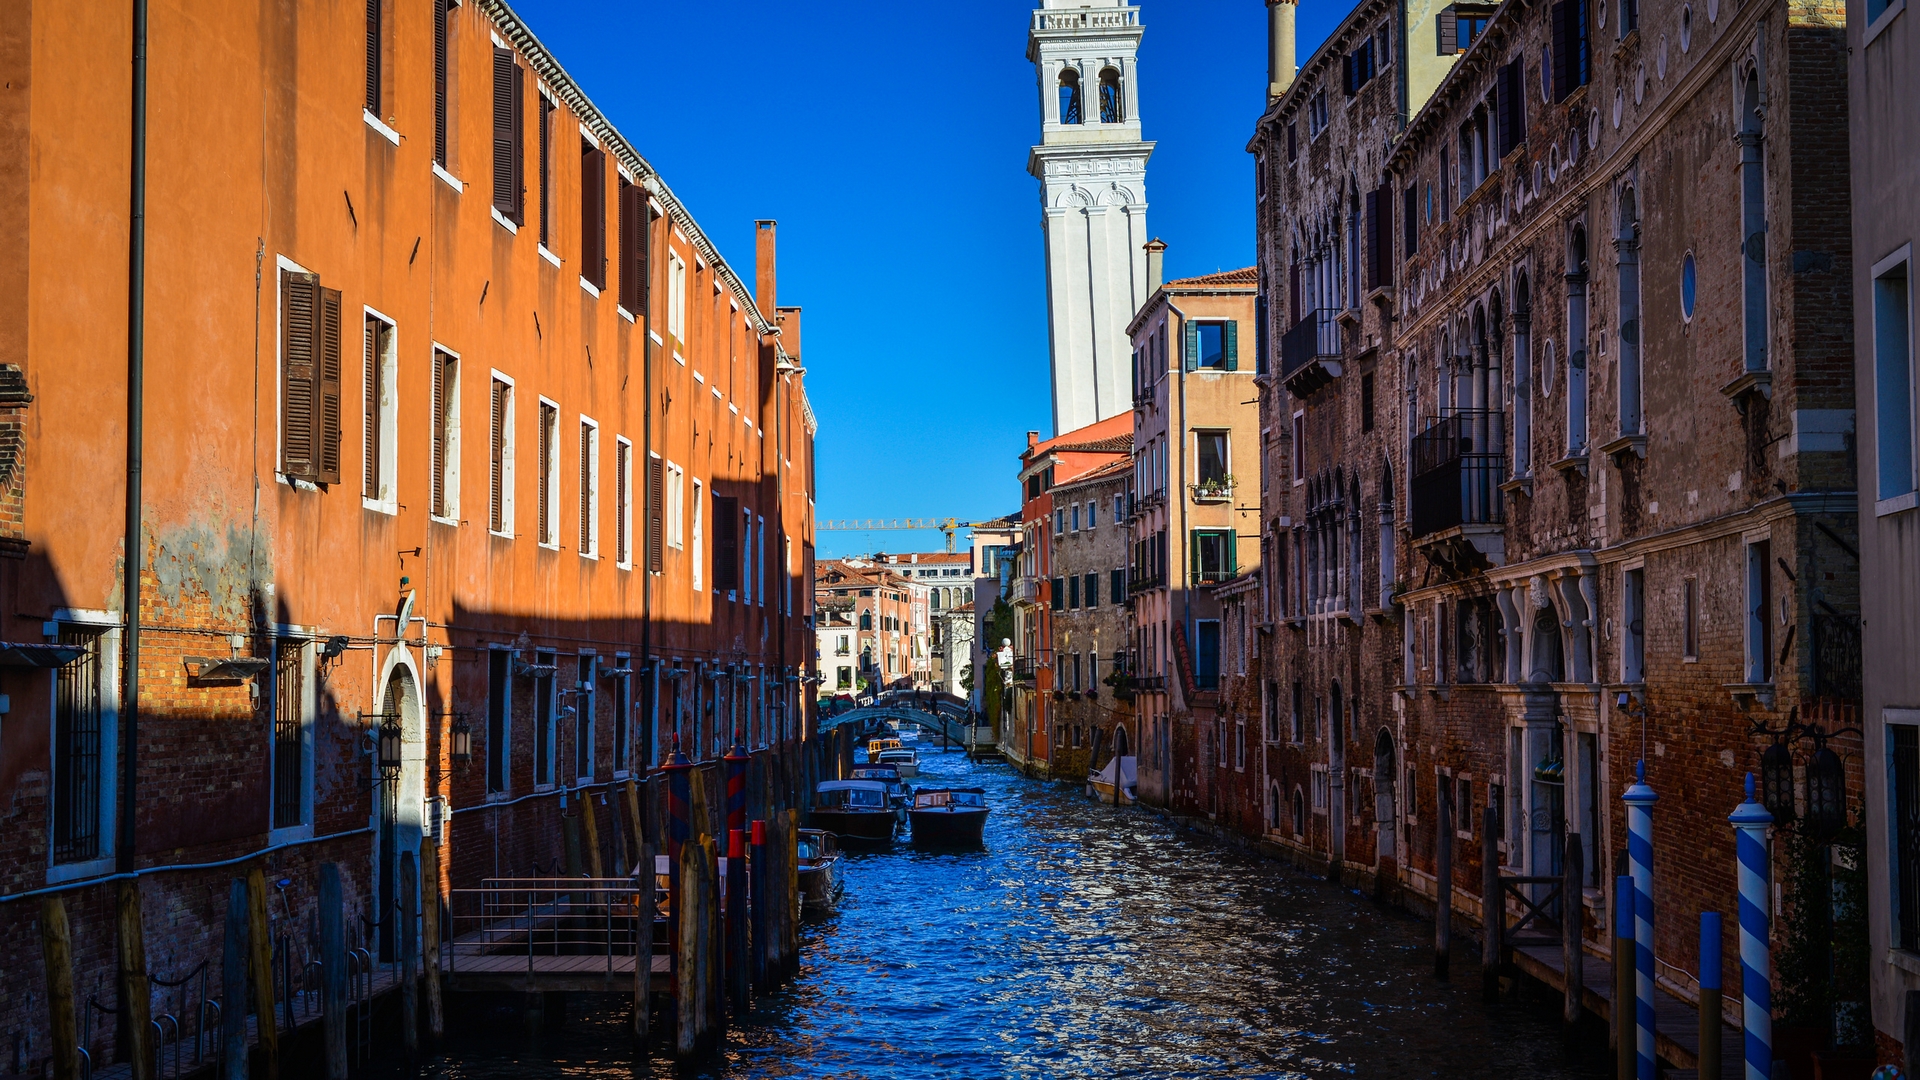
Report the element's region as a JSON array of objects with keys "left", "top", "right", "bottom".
[{"left": 1681, "top": 251, "right": 1698, "bottom": 321}]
